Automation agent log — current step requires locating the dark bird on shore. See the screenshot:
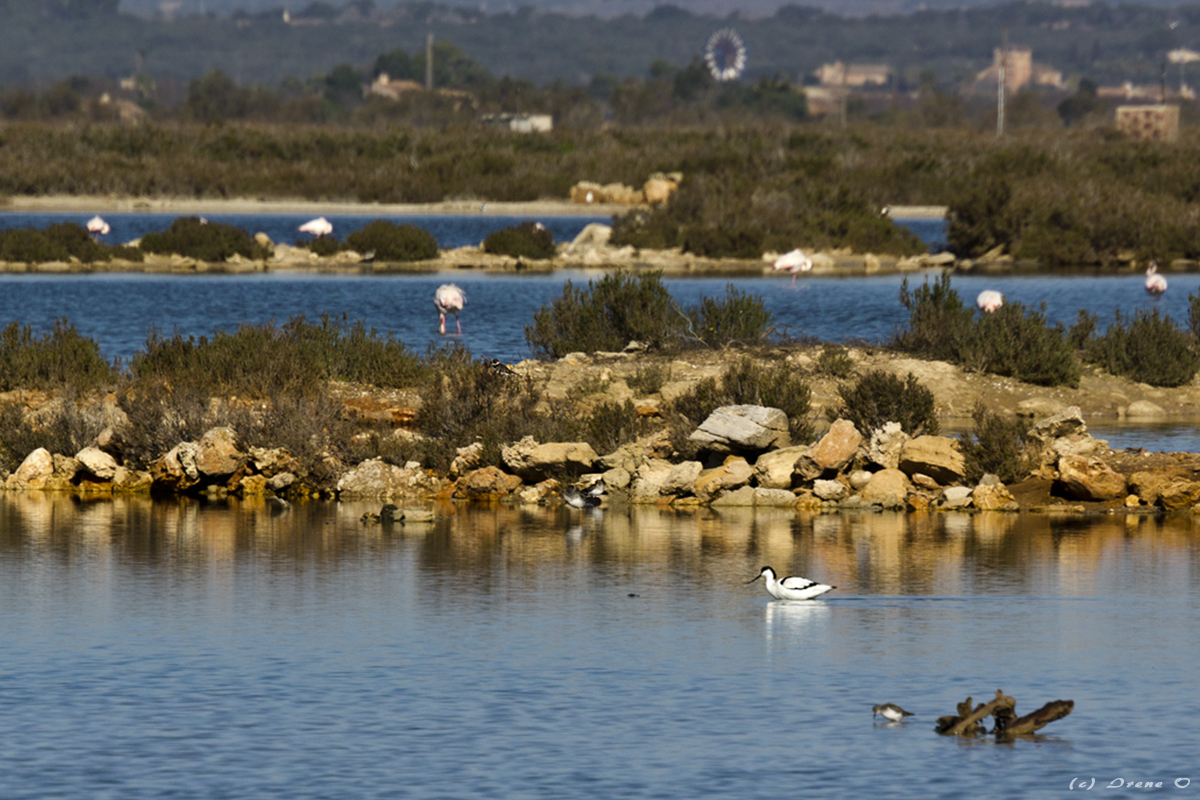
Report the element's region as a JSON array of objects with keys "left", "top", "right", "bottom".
[
  {"left": 488, "top": 358, "right": 516, "bottom": 375},
  {"left": 873, "top": 703, "right": 914, "bottom": 722},
  {"left": 563, "top": 485, "right": 601, "bottom": 510},
  {"left": 435, "top": 283, "right": 466, "bottom": 335},
  {"left": 1145, "top": 261, "right": 1167, "bottom": 297}
]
